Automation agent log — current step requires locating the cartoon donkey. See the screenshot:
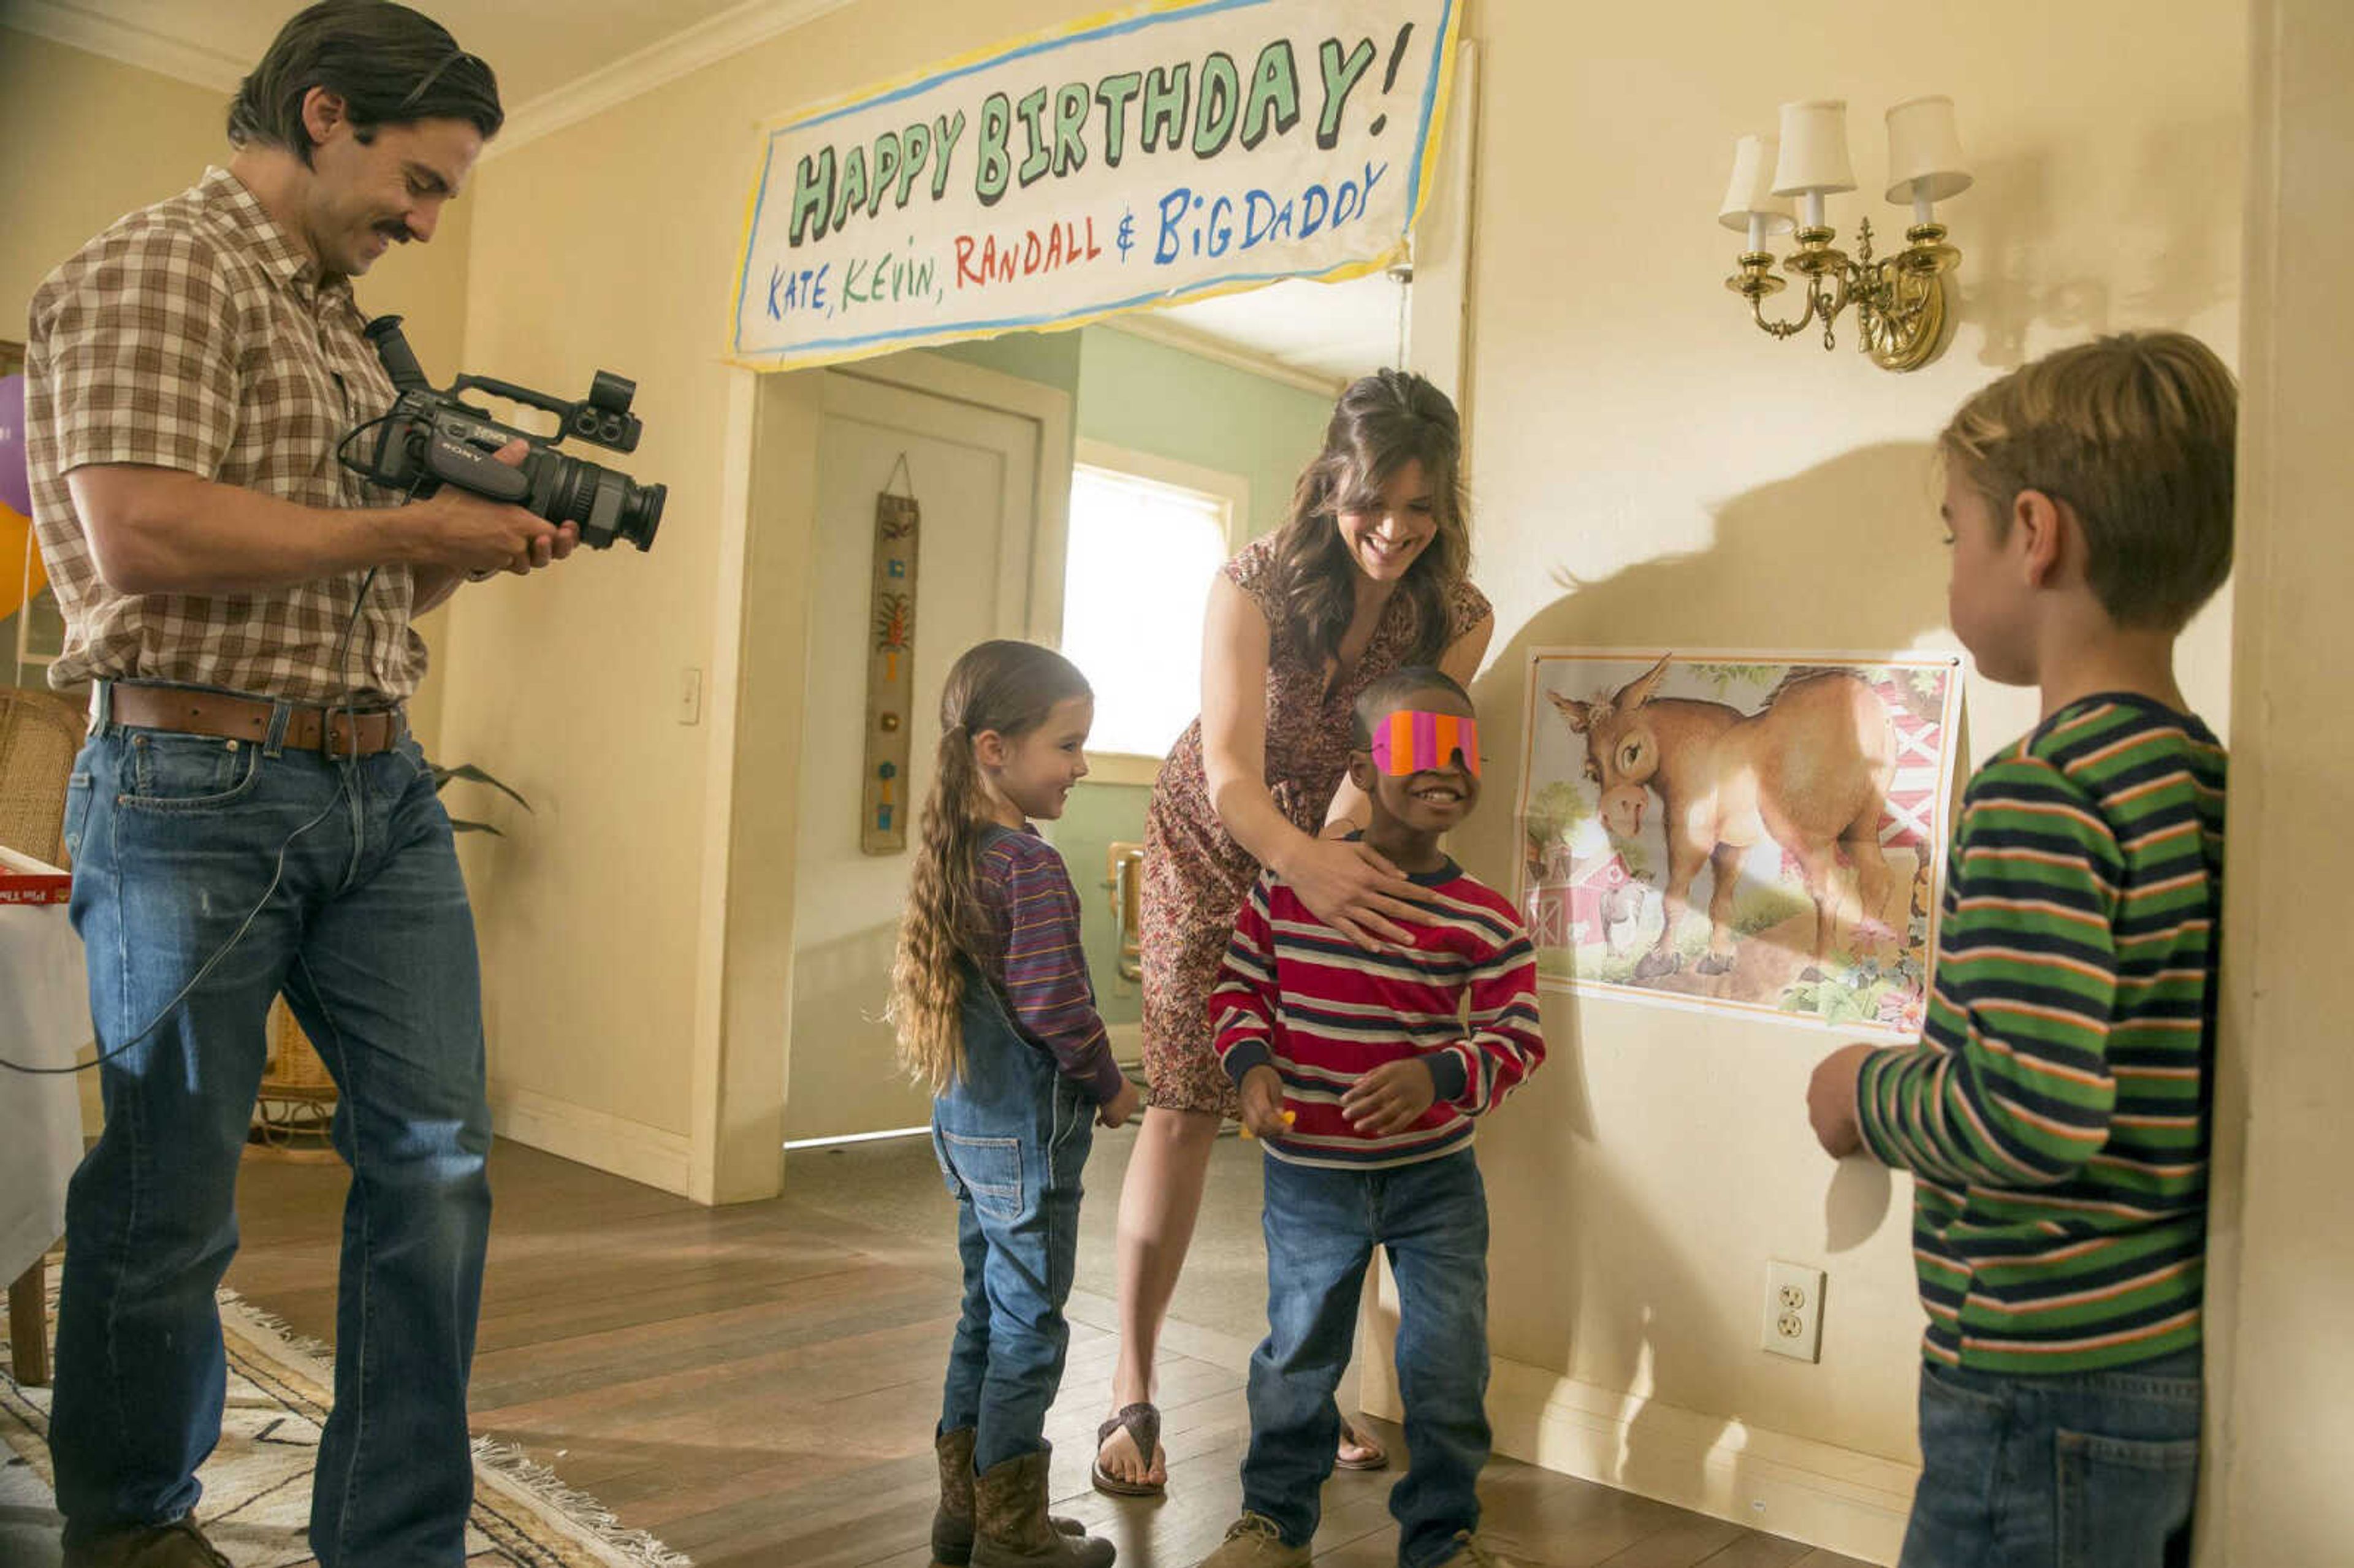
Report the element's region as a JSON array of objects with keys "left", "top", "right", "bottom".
[{"left": 1550, "top": 656, "right": 1897, "bottom": 983}]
